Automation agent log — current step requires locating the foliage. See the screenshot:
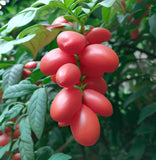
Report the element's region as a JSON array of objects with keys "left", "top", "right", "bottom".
[{"left": 0, "top": 0, "right": 156, "bottom": 160}]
